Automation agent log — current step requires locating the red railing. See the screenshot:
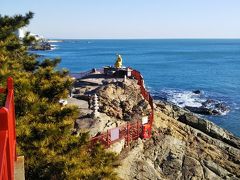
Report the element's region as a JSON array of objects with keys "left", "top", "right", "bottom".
[
  {"left": 91, "top": 120, "right": 142, "bottom": 148},
  {"left": 131, "top": 70, "right": 154, "bottom": 137},
  {"left": 91, "top": 68, "right": 154, "bottom": 147},
  {"left": 0, "top": 77, "right": 16, "bottom": 180}
]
